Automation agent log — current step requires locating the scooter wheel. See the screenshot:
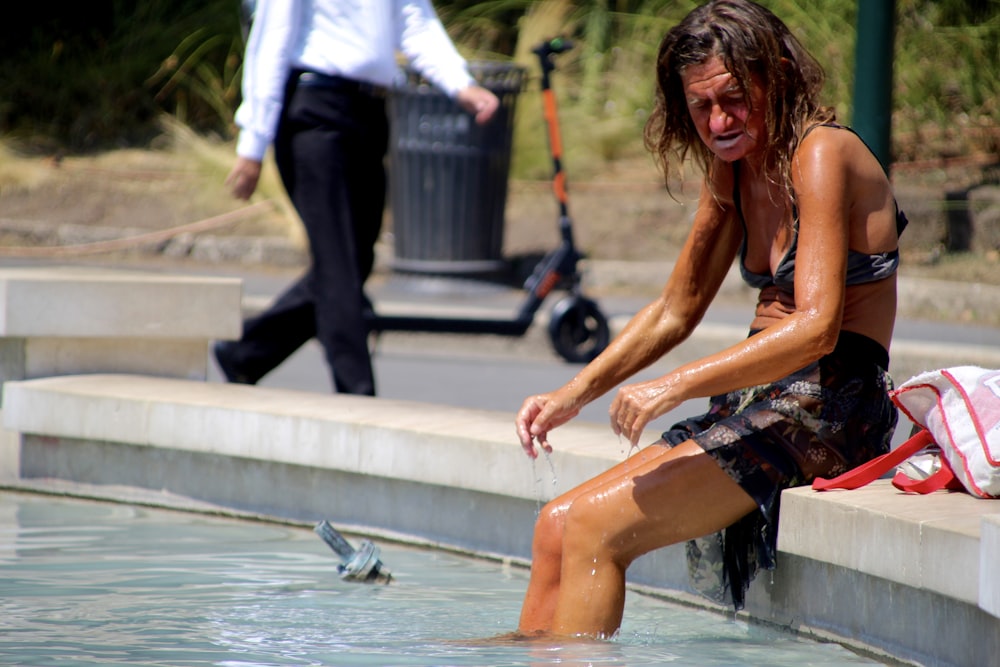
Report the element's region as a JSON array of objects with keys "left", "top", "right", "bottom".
[{"left": 548, "top": 296, "right": 610, "bottom": 363}]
